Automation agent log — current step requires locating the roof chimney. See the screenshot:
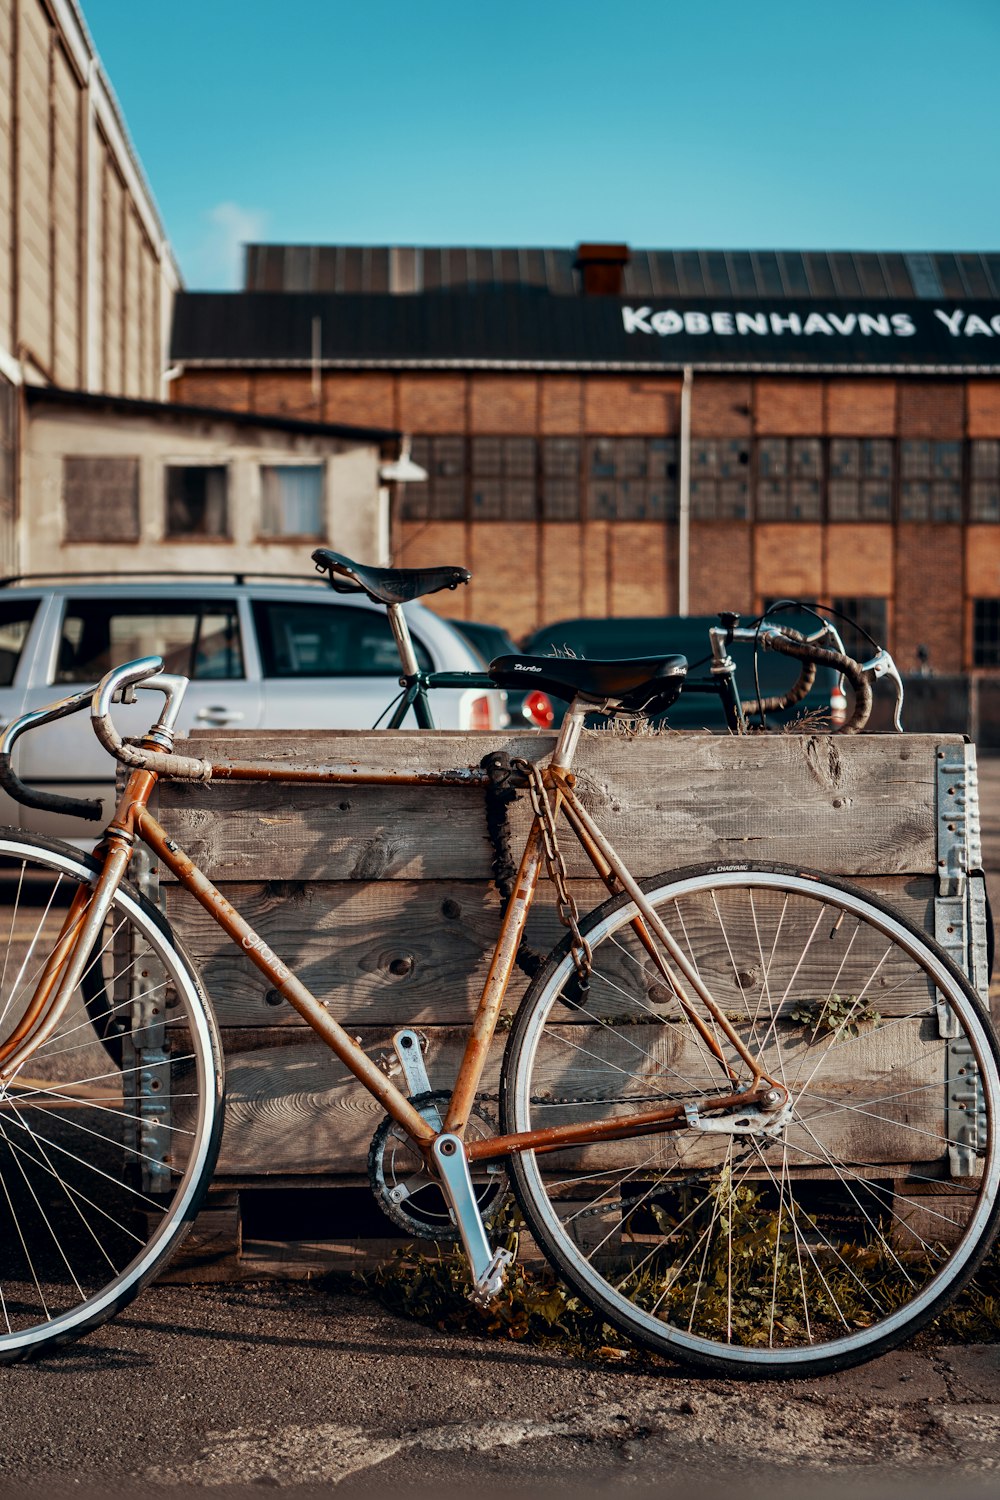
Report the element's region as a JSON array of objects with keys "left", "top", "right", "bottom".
[{"left": 574, "top": 242, "right": 630, "bottom": 296}]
